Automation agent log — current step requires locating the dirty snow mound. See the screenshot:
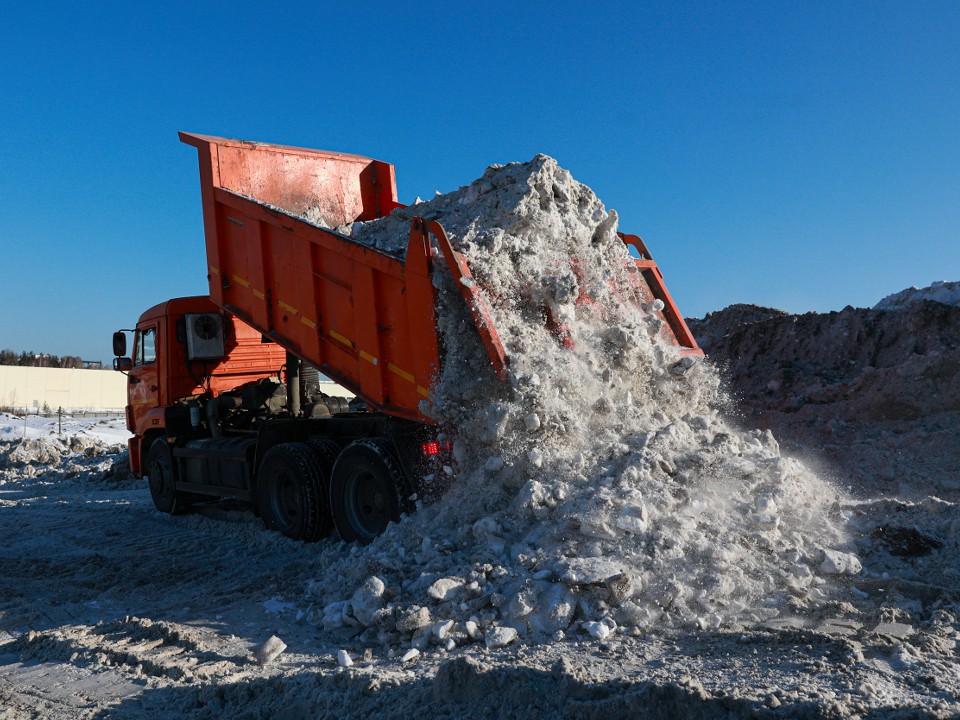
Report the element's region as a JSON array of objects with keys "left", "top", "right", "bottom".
[
  {"left": 688, "top": 297, "right": 960, "bottom": 497},
  {"left": 874, "top": 280, "right": 960, "bottom": 310},
  {"left": 299, "top": 154, "right": 853, "bottom": 647},
  {"left": 0, "top": 435, "right": 130, "bottom": 486}
]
